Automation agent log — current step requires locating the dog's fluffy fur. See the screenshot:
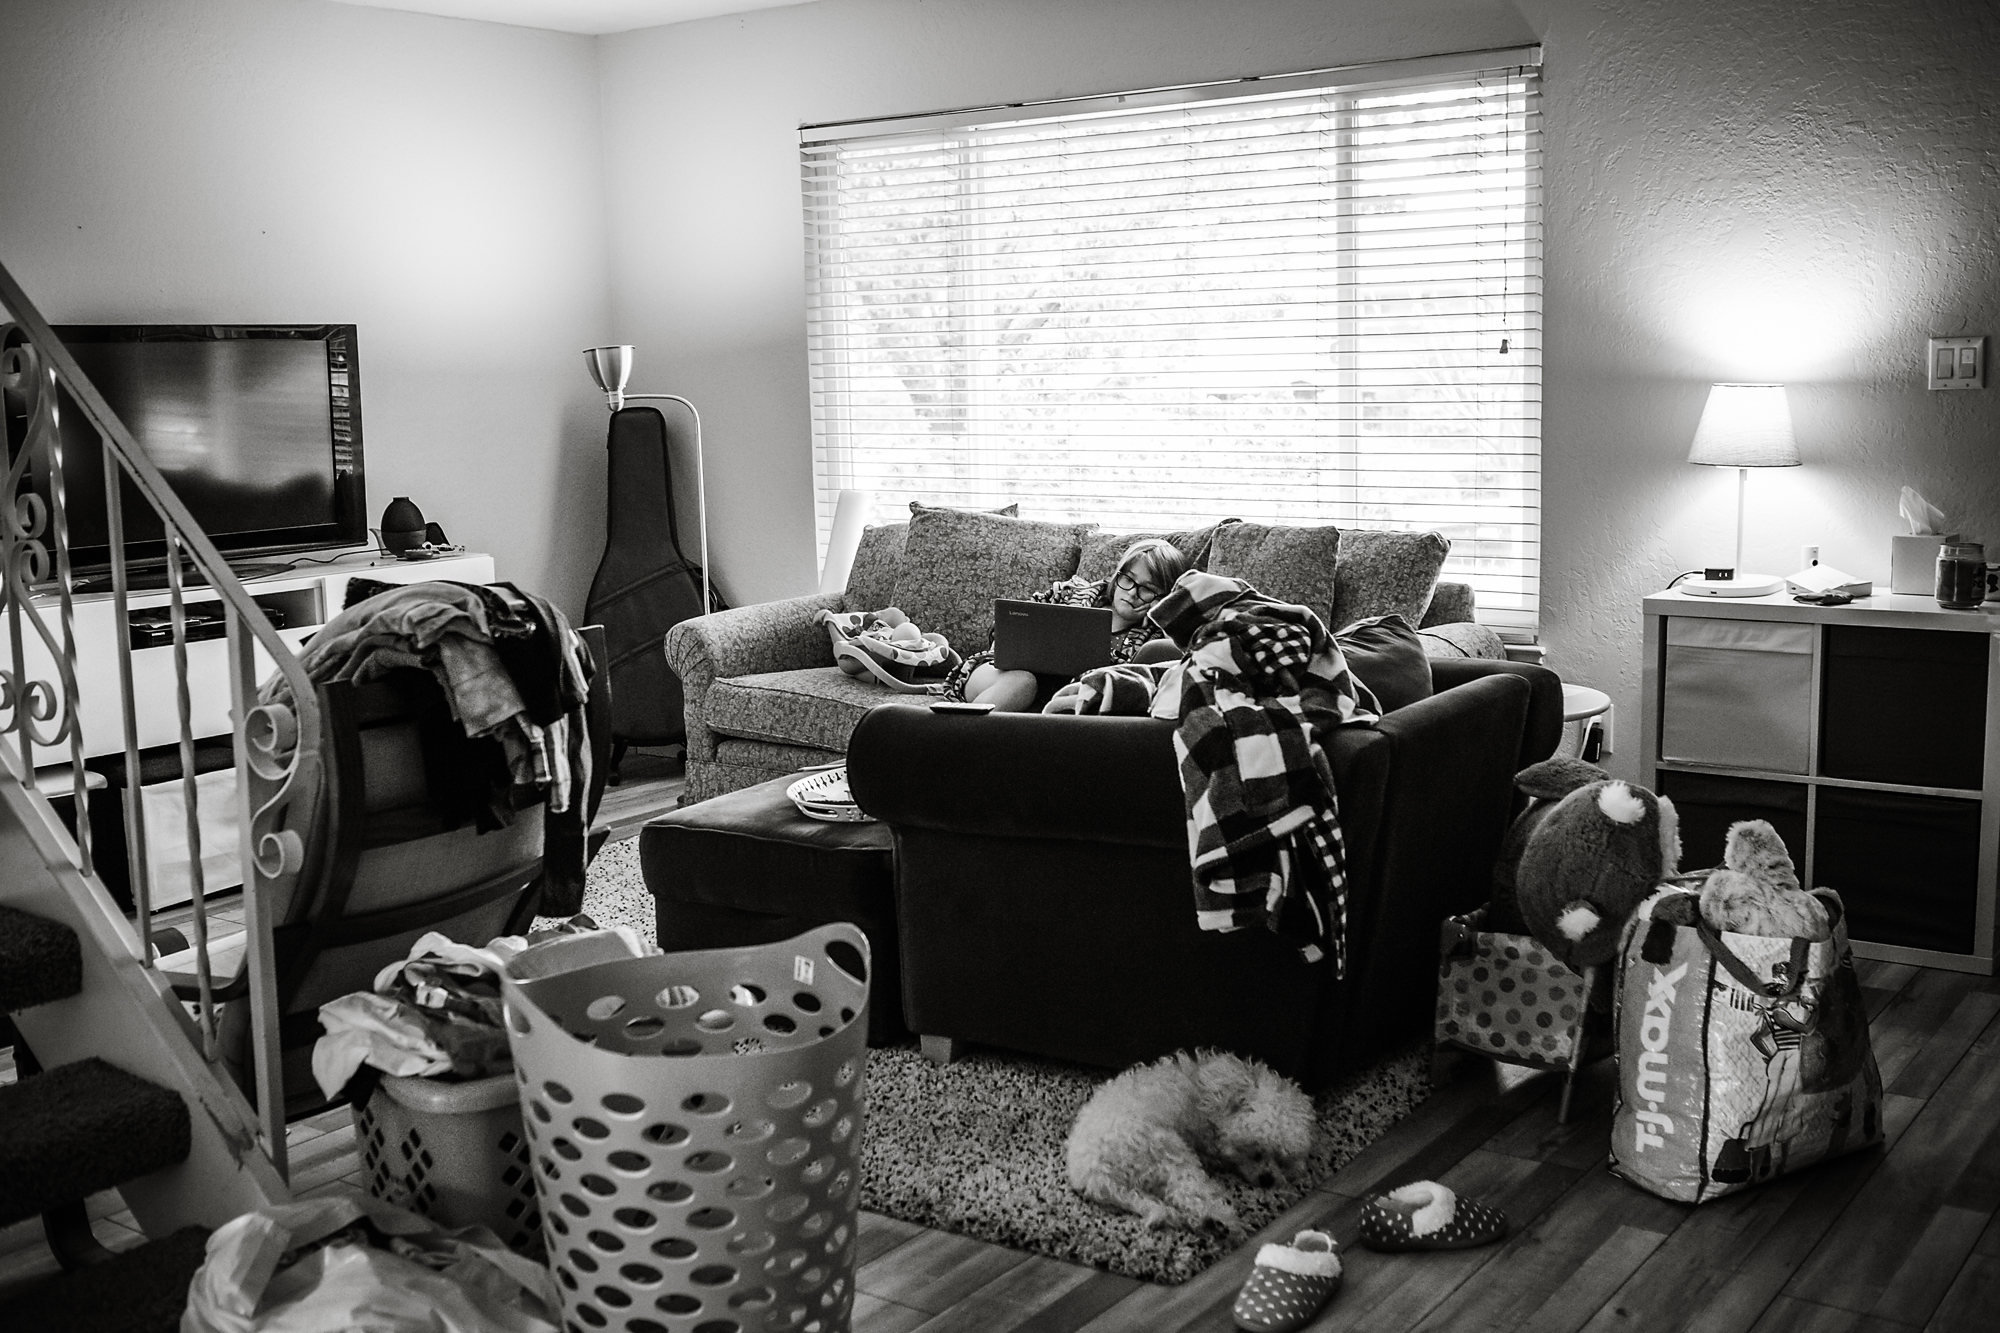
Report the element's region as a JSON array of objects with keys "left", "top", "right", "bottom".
[
  {"left": 1064, "top": 1049, "right": 1315, "bottom": 1238},
  {"left": 1699, "top": 820, "right": 1832, "bottom": 941}
]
